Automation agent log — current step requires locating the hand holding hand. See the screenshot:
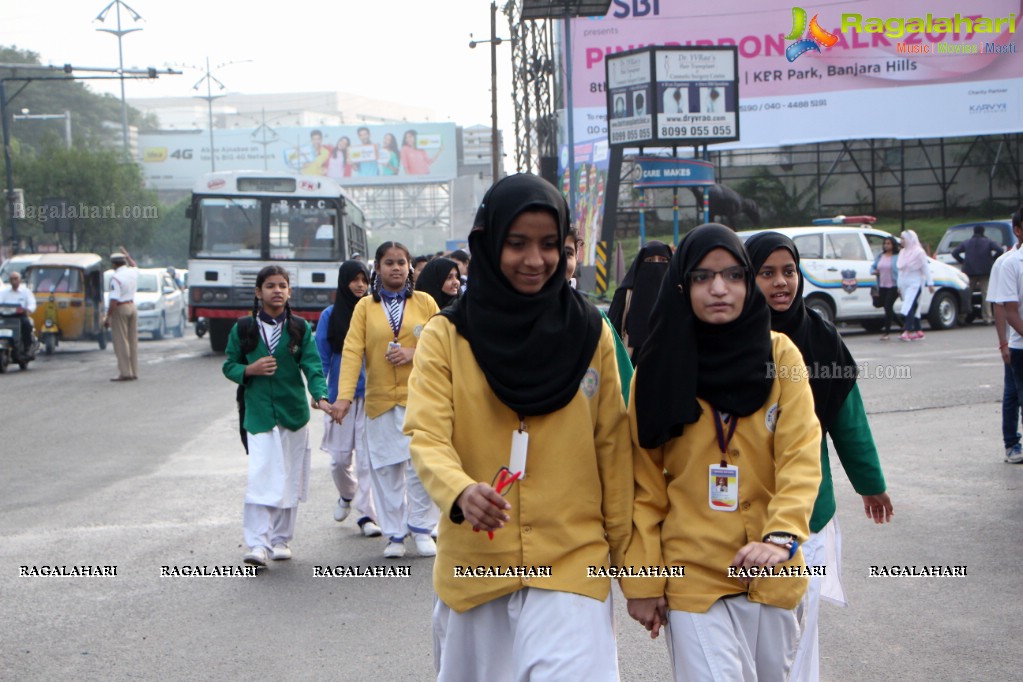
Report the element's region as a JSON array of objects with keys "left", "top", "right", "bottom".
[
  {"left": 627, "top": 597, "right": 668, "bottom": 639},
  {"left": 332, "top": 399, "right": 352, "bottom": 424}
]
